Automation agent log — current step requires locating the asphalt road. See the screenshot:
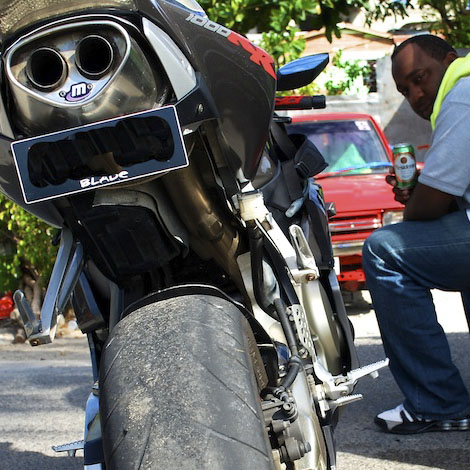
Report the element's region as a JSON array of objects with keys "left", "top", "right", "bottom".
[
  {"left": 336, "top": 290, "right": 470, "bottom": 470},
  {"left": 0, "top": 290, "right": 469, "bottom": 470},
  {"left": 0, "top": 336, "right": 90, "bottom": 469}
]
